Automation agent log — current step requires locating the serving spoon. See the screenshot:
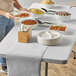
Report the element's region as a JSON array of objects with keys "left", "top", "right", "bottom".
[
  {"left": 41, "top": 8, "right": 56, "bottom": 13},
  {"left": 36, "top": 19, "right": 55, "bottom": 24}
]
